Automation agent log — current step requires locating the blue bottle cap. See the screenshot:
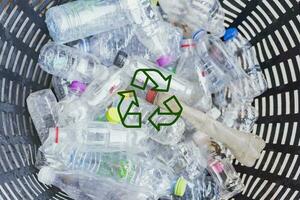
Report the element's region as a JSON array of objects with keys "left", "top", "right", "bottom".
[{"left": 223, "top": 28, "right": 239, "bottom": 41}]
